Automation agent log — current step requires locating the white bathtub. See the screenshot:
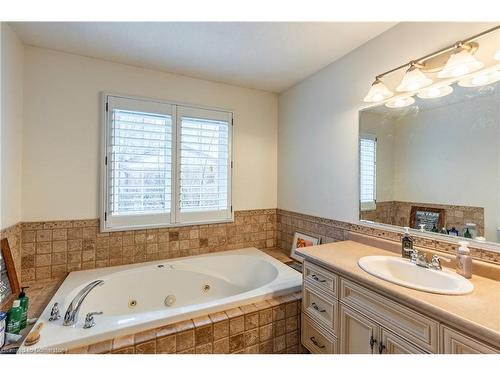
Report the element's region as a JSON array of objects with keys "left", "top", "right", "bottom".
[{"left": 19, "top": 248, "right": 302, "bottom": 353}]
